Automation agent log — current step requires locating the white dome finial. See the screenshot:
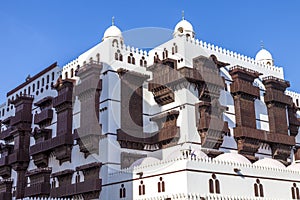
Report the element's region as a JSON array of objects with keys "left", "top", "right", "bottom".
[
  {"left": 260, "top": 40, "right": 264, "bottom": 49},
  {"left": 102, "top": 17, "right": 123, "bottom": 42},
  {"left": 173, "top": 12, "right": 195, "bottom": 39},
  {"left": 112, "top": 16, "right": 115, "bottom": 26},
  {"left": 182, "top": 10, "right": 185, "bottom": 20},
  {"left": 255, "top": 42, "right": 274, "bottom": 66}
]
